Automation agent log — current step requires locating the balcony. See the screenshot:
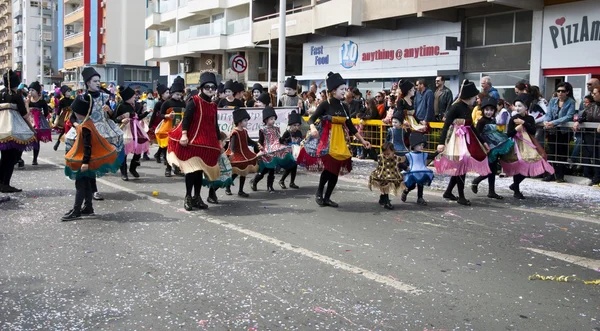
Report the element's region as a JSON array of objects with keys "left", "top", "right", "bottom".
[
  {"left": 63, "top": 54, "right": 84, "bottom": 70},
  {"left": 14, "top": 24, "right": 22, "bottom": 33},
  {"left": 13, "top": 39, "right": 21, "bottom": 48},
  {"left": 64, "top": 7, "right": 84, "bottom": 25},
  {"left": 15, "top": 55, "right": 23, "bottom": 63},
  {"left": 227, "top": 17, "right": 249, "bottom": 35},
  {"left": 187, "top": 0, "right": 222, "bottom": 13},
  {"left": 252, "top": 6, "right": 313, "bottom": 43},
  {"left": 64, "top": 31, "right": 84, "bottom": 47},
  {"left": 13, "top": 7, "right": 22, "bottom": 18}
]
